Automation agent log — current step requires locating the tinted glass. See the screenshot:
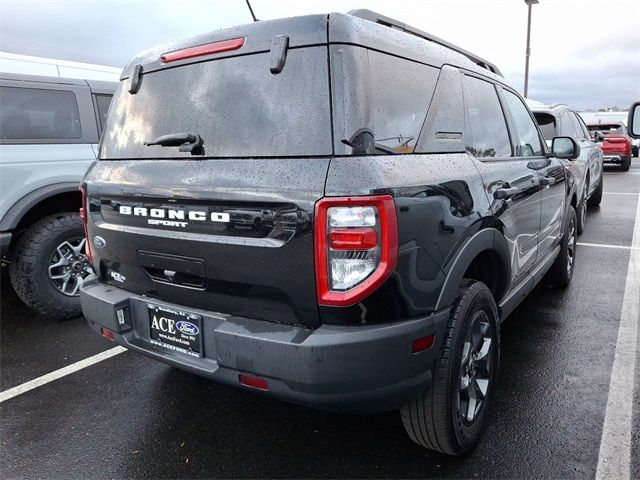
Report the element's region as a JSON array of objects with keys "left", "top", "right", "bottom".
[
  {"left": 462, "top": 76, "right": 511, "bottom": 158},
  {"left": 367, "top": 51, "right": 438, "bottom": 153},
  {"left": 101, "top": 47, "right": 332, "bottom": 159},
  {"left": 95, "top": 94, "right": 112, "bottom": 132},
  {"left": 503, "top": 90, "right": 544, "bottom": 156},
  {"left": 587, "top": 123, "right": 626, "bottom": 134},
  {"left": 534, "top": 112, "right": 557, "bottom": 140},
  {"left": 560, "top": 112, "right": 581, "bottom": 139},
  {"left": 574, "top": 113, "right": 590, "bottom": 138},
  {"left": 0, "top": 86, "right": 81, "bottom": 140}
]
